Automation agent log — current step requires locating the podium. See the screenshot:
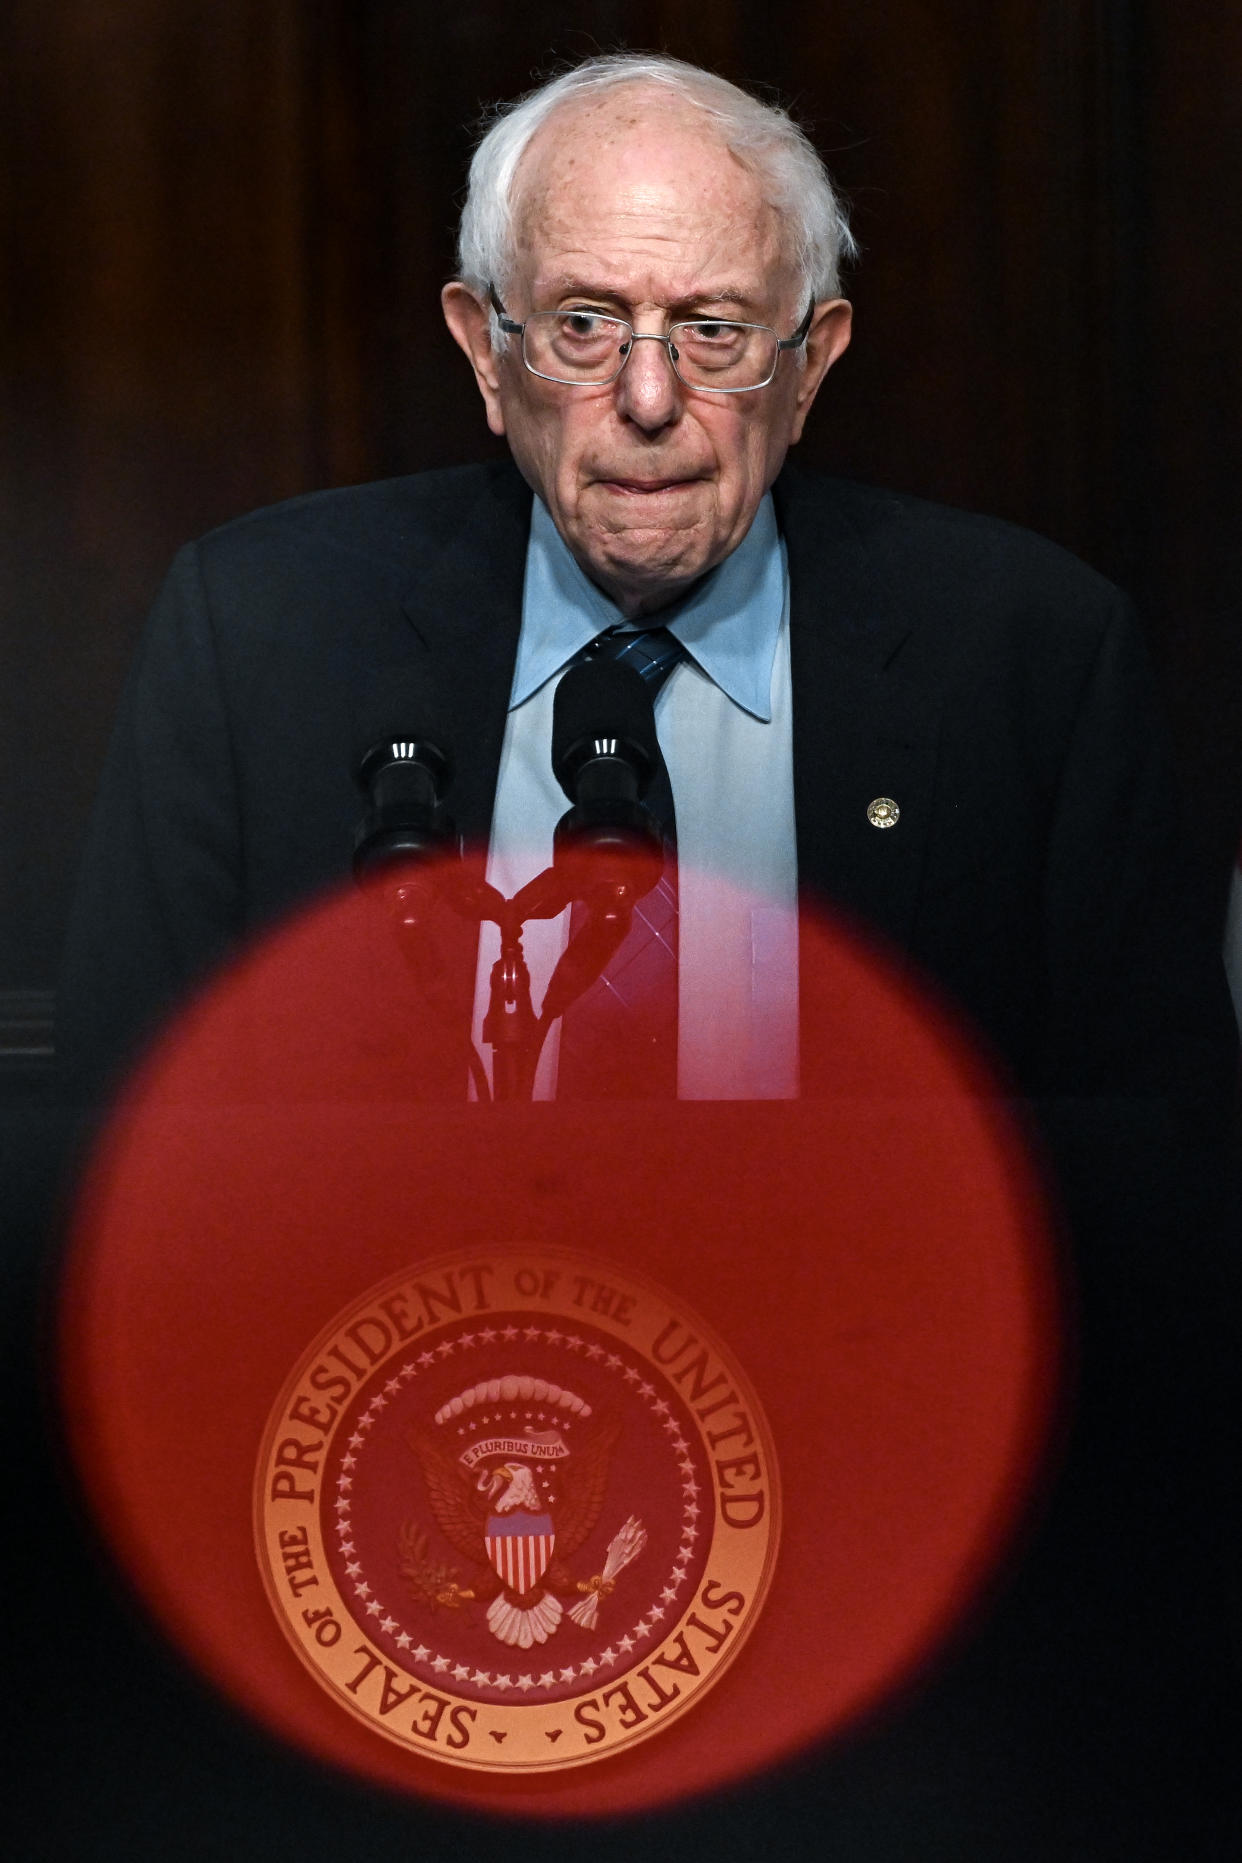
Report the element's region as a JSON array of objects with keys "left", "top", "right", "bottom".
[{"left": 60, "top": 873, "right": 1058, "bottom": 1820}]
